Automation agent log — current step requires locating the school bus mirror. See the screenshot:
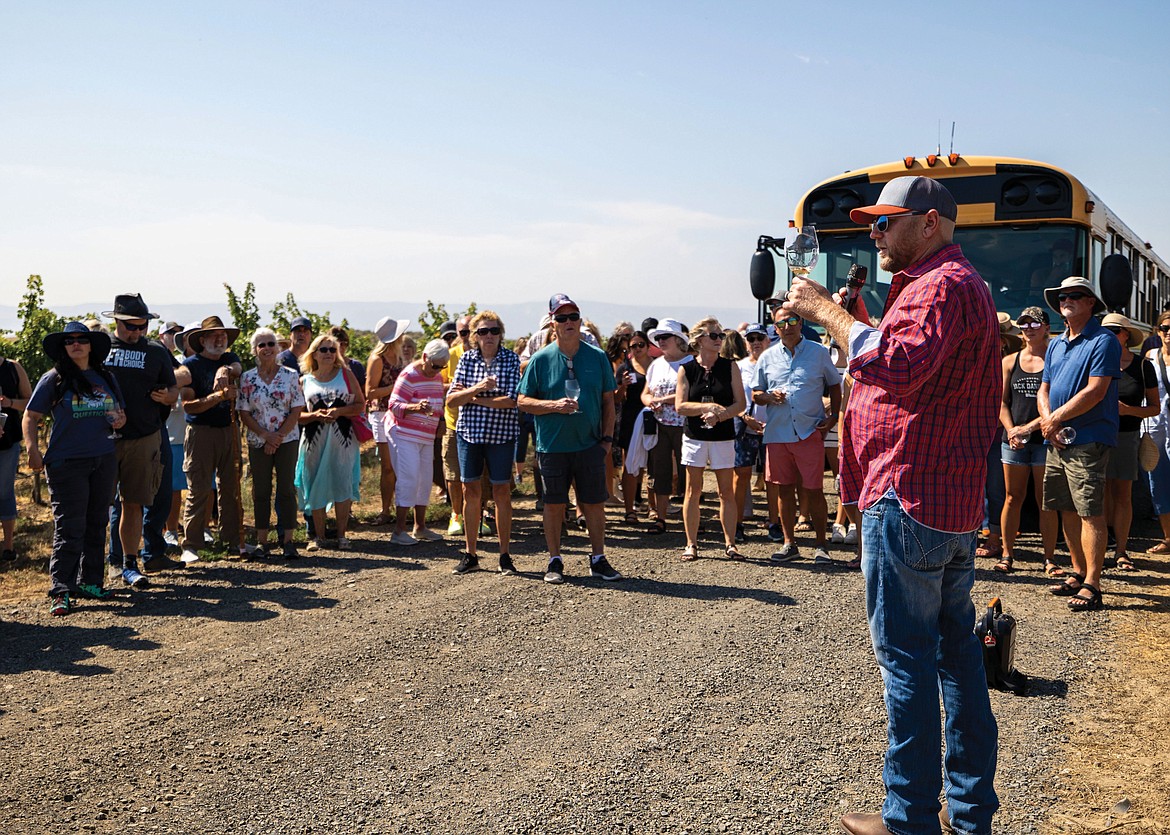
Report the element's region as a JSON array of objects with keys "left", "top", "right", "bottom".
[
  {"left": 750, "top": 246, "right": 779, "bottom": 302},
  {"left": 1099, "top": 254, "right": 1134, "bottom": 312}
]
